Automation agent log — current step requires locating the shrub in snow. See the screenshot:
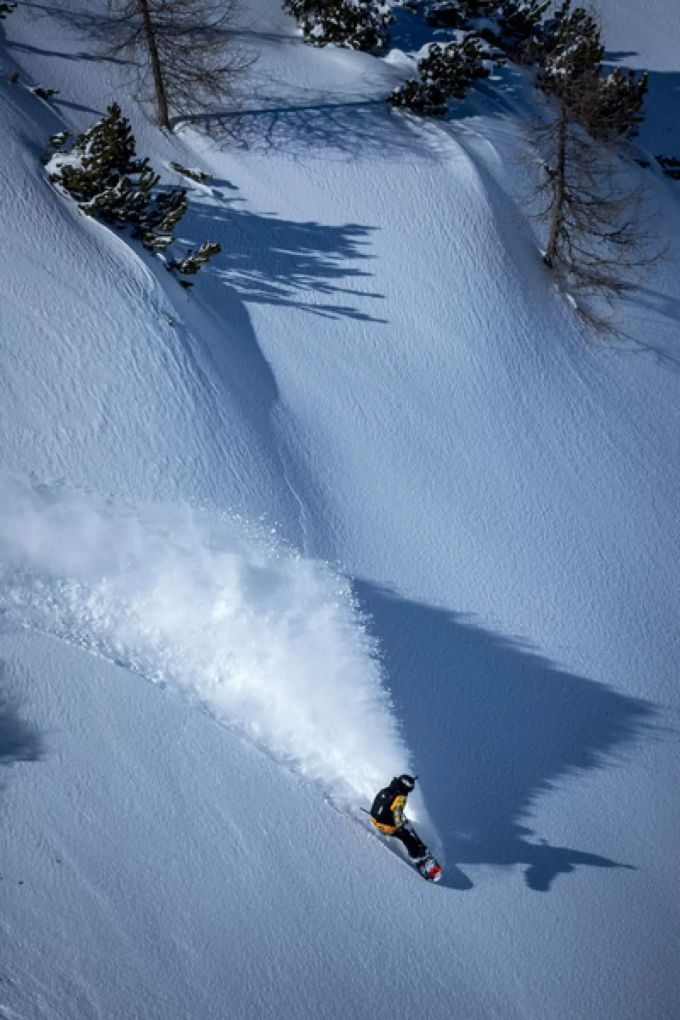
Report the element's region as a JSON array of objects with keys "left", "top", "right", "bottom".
[
  {"left": 425, "top": 1, "right": 548, "bottom": 57},
  {"left": 283, "top": 0, "right": 393, "bottom": 52},
  {"left": 47, "top": 103, "right": 163, "bottom": 233},
  {"left": 426, "top": 0, "right": 502, "bottom": 31},
  {"left": 49, "top": 131, "right": 70, "bottom": 149},
  {"left": 421, "top": 37, "right": 490, "bottom": 98},
  {"left": 170, "top": 161, "right": 213, "bottom": 184},
  {"left": 389, "top": 37, "right": 490, "bottom": 115},
  {"left": 450, "top": 0, "right": 544, "bottom": 25},
  {"left": 46, "top": 104, "right": 218, "bottom": 278},
  {"left": 389, "top": 77, "right": 448, "bottom": 116},
  {"left": 0, "top": 3, "right": 17, "bottom": 19},
  {"left": 169, "top": 241, "right": 222, "bottom": 286},
  {"left": 425, "top": 3, "right": 464, "bottom": 29},
  {"left": 456, "top": 0, "right": 497, "bottom": 15},
  {"left": 495, "top": 1, "right": 550, "bottom": 57},
  {"left": 137, "top": 188, "right": 189, "bottom": 252}
]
